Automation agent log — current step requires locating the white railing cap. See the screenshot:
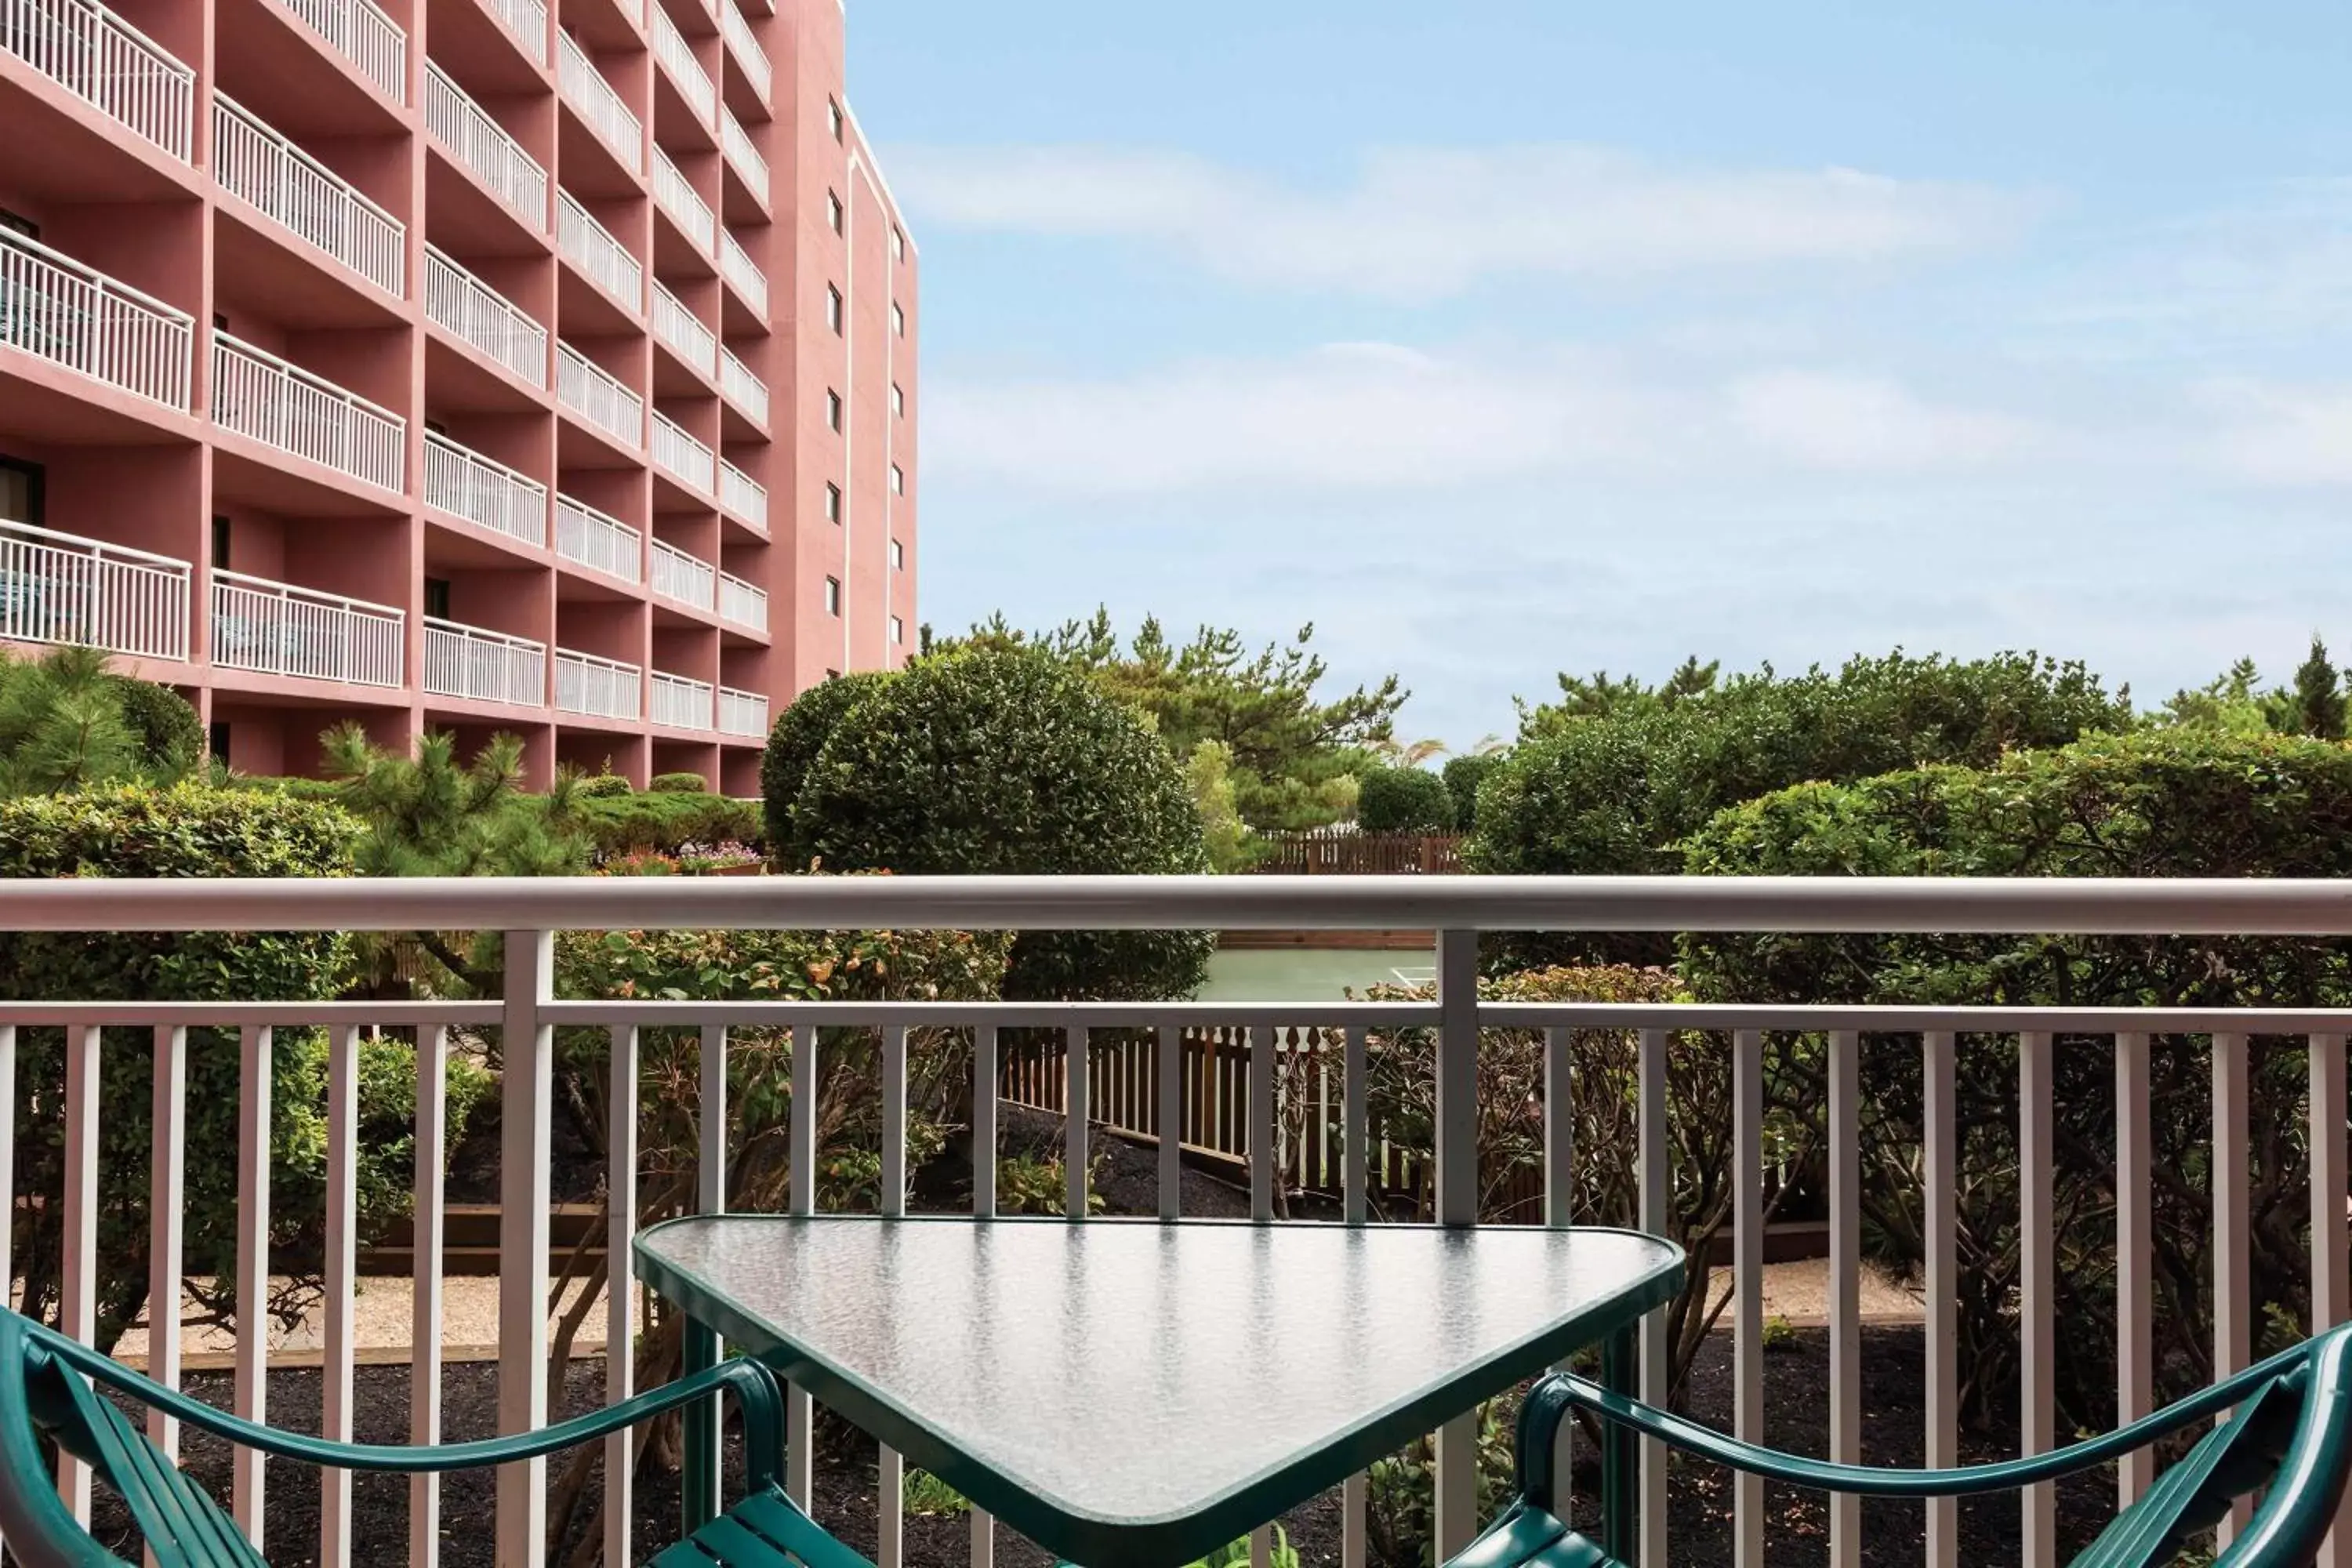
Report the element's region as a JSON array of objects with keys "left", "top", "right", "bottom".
[
  {"left": 215, "top": 332, "right": 408, "bottom": 428},
  {"left": 557, "top": 493, "right": 641, "bottom": 535},
  {"left": 557, "top": 645, "right": 641, "bottom": 673},
  {"left": 425, "top": 429, "right": 548, "bottom": 492},
  {"left": 0, "top": 225, "right": 195, "bottom": 325},
  {"left": 0, "top": 517, "right": 194, "bottom": 573},
  {"left": 70, "top": 0, "right": 197, "bottom": 82},
  {"left": 212, "top": 567, "right": 406, "bottom": 619},
  {"left": 425, "top": 615, "right": 546, "bottom": 653}
]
